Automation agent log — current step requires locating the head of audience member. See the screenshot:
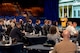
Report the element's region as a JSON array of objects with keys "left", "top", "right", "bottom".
[
  {"left": 48, "top": 20, "right": 52, "bottom": 25},
  {"left": 62, "top": 30, "right": 70, "bottom": 40},
  {"left": 49, "top": 26, "right": 57, "bottom": 34},
  {"left": 52, "top": 21, "right": 58, "bottom": 26},
  {"left": 15, "top": 22, "right": 21, "bottom": 29},
  {"left": 0, "top": 19, "right": 4, "bottom": 25},
  {"left": 67, "top": 21, "right": 72, "bottom": 26},
  {"left": 13, "top": 18, "right": 16, "bottom": 23},
  {"left": 2, "top": 18, "right": 7, "bottom": 21},
  {"left": 27, "top": 19, "right": 32, "bottom": 24},
  {"left": 19, "top": 19, "right": 23, "bottom": 24},
  {"left": 72, "top": 22, "right": 77, "bottom": 28},
  {"left": 44, "top": 19, "right": 48, "bottom": 25},
  {"left": 36, "top": 19, "right": 41, "bottom": 25}
]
